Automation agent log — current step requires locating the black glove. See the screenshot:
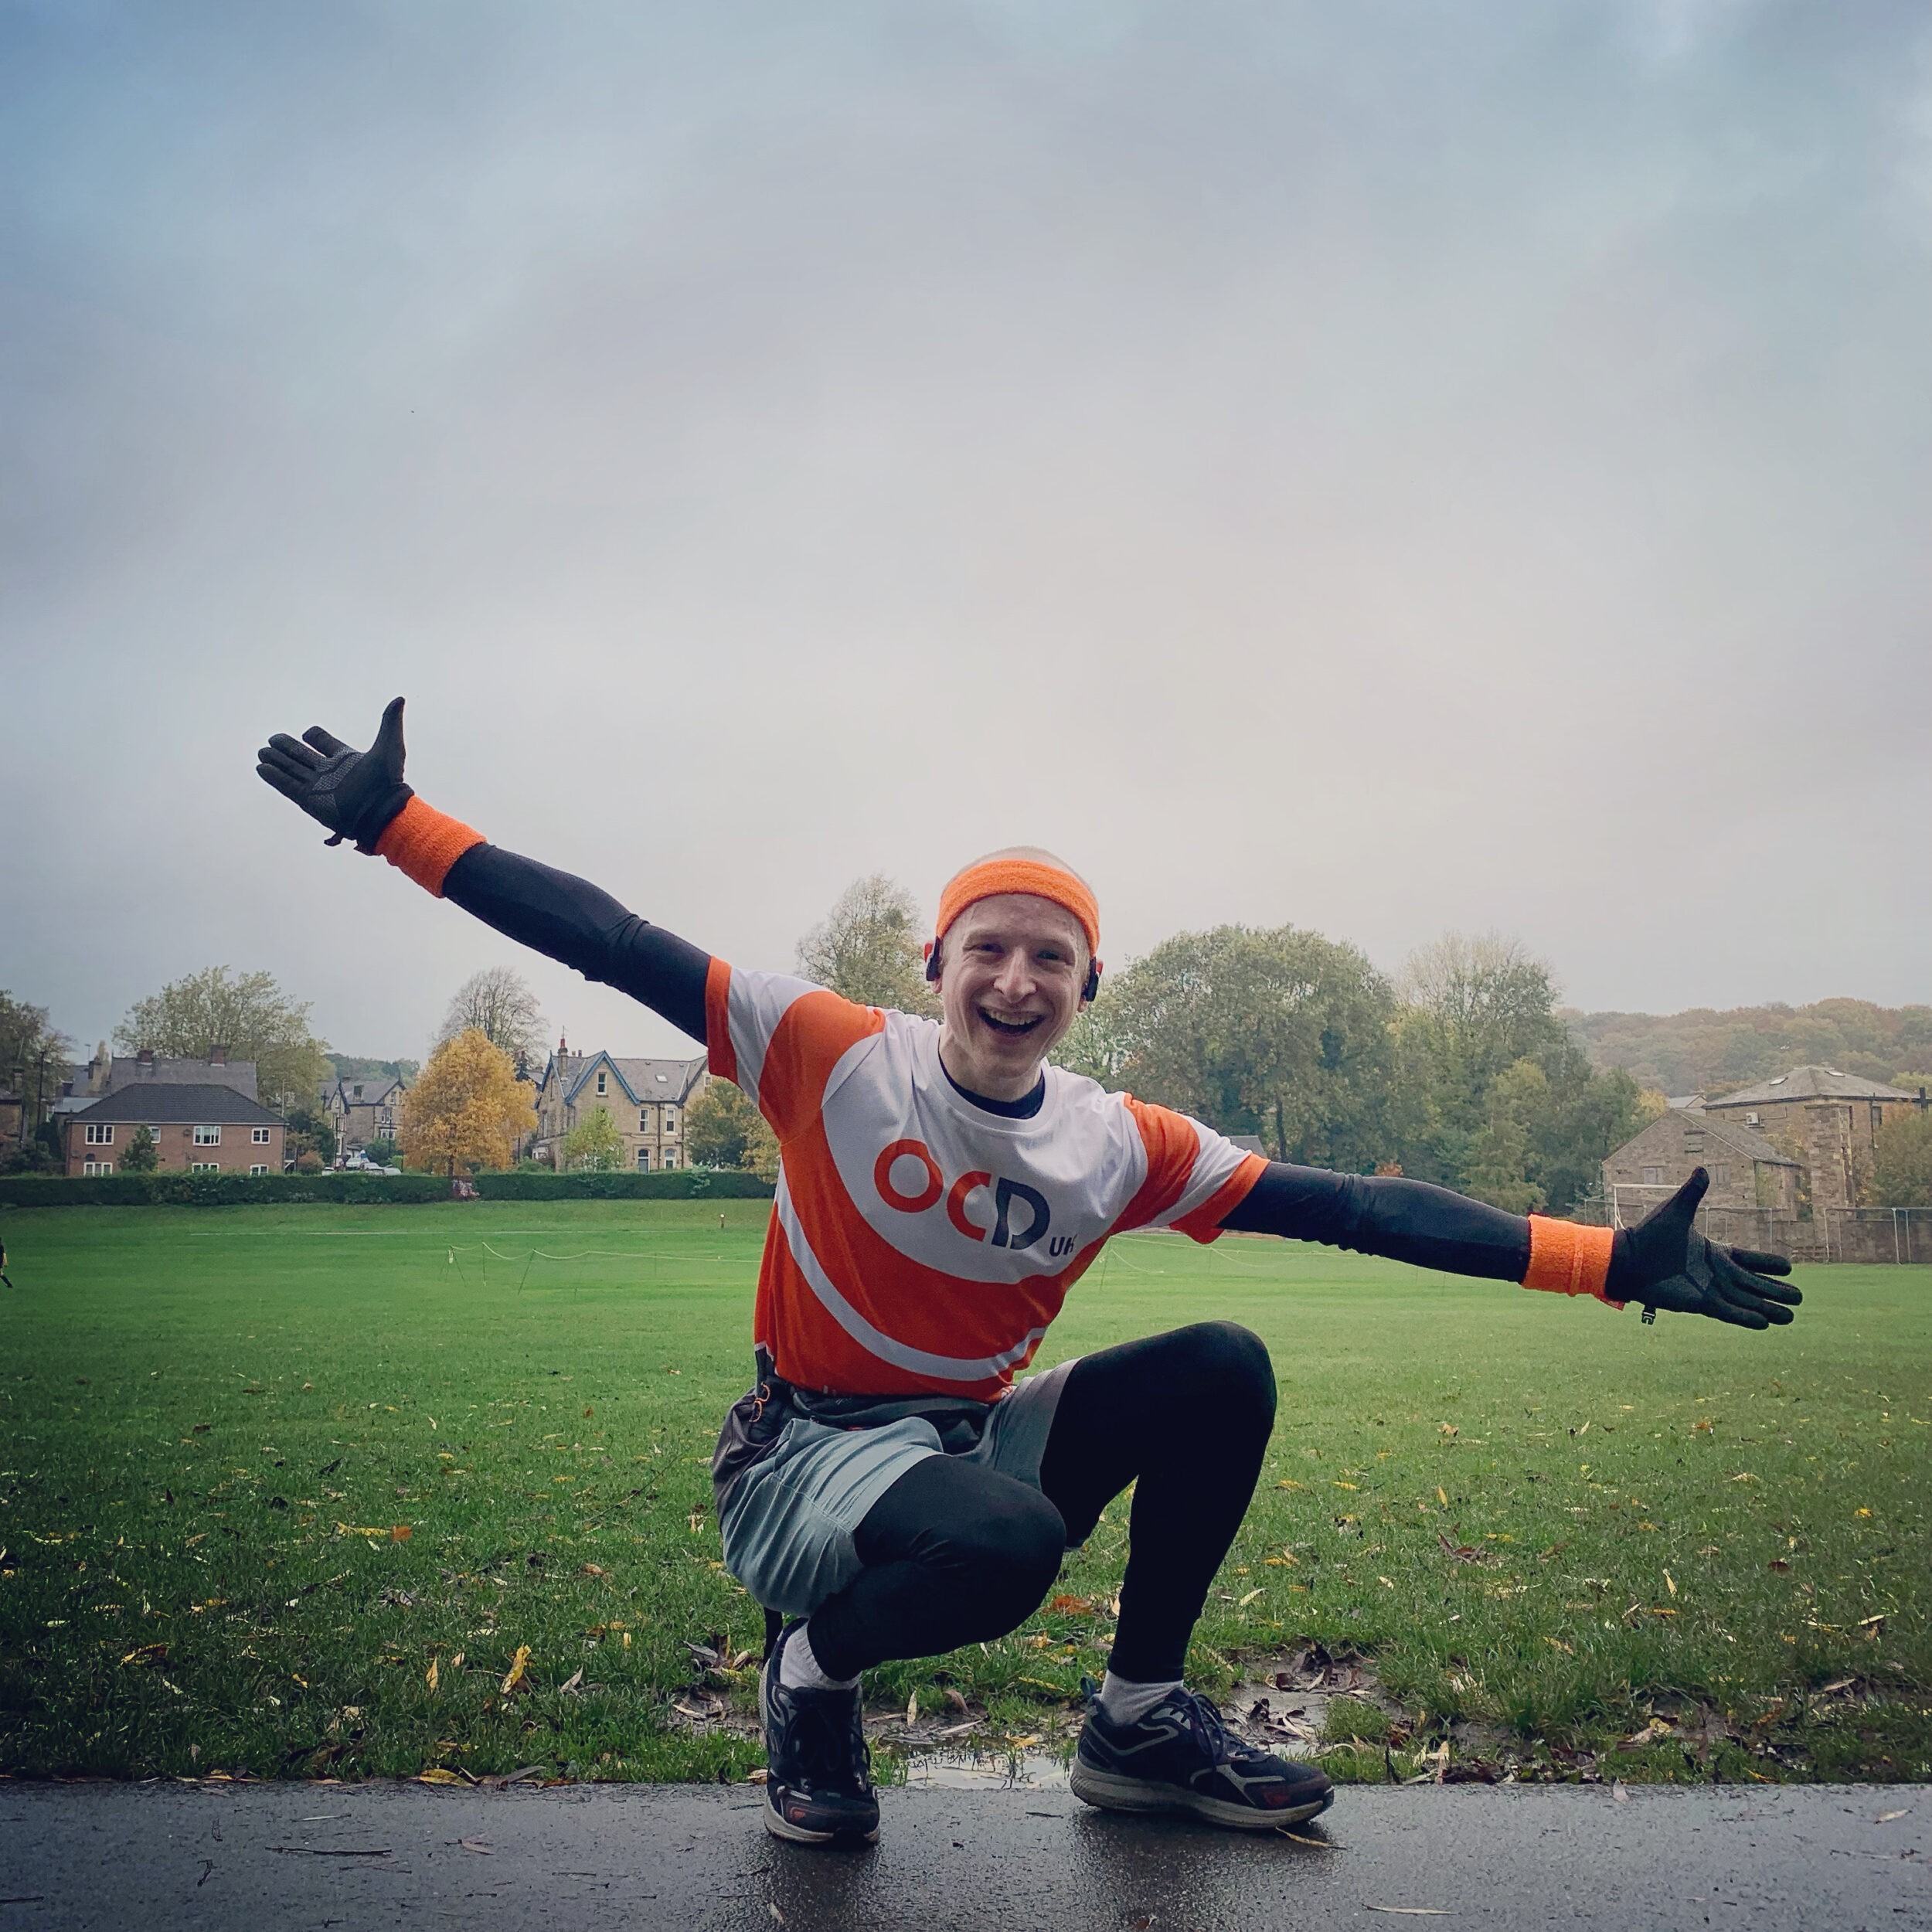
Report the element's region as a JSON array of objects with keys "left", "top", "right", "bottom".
[
  {"left": 1608, "top": 1169, "right": 1801, "bottom": 1329},
  {"left": 257, "top": 697, "right": 413, "bottom": 852}
]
